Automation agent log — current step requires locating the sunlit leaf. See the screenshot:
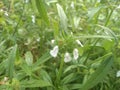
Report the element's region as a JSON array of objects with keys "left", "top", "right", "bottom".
[
  {"left": 87, "top": 6, "right": 103, "bottom": 20},
  {"left": 97, "top": 24, "right": 118, "bottom": 44},
  {"left": 56, "top": 3, "right": 68, "bottom": 32},
  {"left": 35, "top": 0, "right": 49, "bottom": 25},
  {"left": 25, "top": 51, "right": 33, "bottom": 66},
  {"left": 6, "top": 45, "right": 17, "bottom": 81}
]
